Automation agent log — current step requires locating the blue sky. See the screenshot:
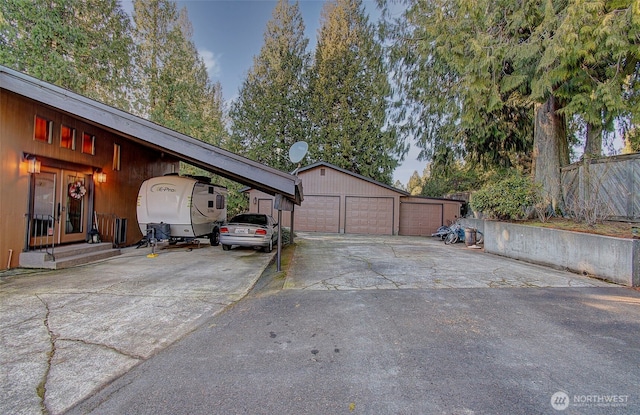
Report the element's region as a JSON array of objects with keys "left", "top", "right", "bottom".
[{"left": 123, "top": 0, "right": 424, "bottom": 185}]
